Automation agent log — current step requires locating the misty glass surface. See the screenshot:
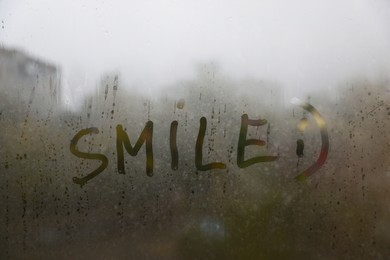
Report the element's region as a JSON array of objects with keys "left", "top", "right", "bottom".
[{"left": 0, "top": 1, "right": 390, "bottom": 259}]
